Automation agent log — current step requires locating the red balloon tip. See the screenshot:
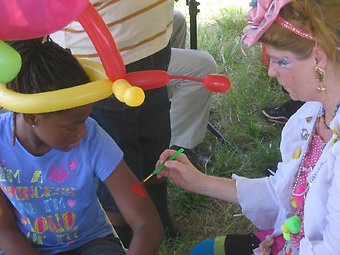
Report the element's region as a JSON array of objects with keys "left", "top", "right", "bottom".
[{"left": 203, "top": 74, "right": 231, "bottom": 93}]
